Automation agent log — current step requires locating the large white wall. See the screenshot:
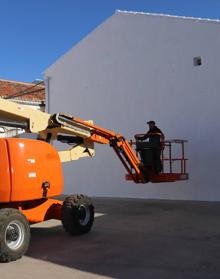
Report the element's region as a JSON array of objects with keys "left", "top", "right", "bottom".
[{"left": 45, "top": 11, "right": 220, "bottom": 201}]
